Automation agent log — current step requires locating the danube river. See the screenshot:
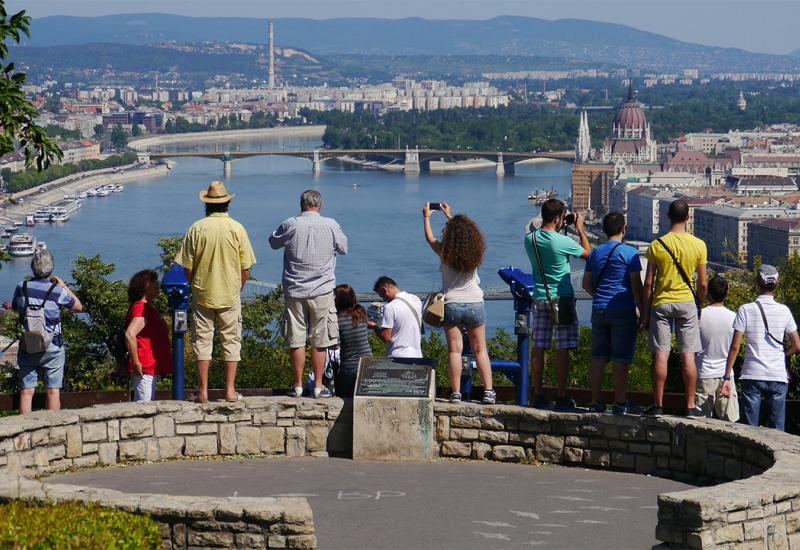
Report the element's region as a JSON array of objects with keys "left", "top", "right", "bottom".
[{"left": 0, "top": 133, "right": 577, "bottom": 333}]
